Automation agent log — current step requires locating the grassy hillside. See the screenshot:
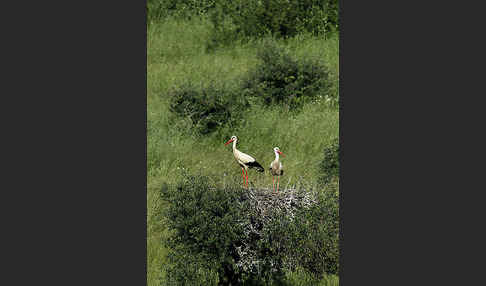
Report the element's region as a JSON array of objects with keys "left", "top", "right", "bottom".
[{"left": 147, "top": 16, "right": 339, "bottom": 285}]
